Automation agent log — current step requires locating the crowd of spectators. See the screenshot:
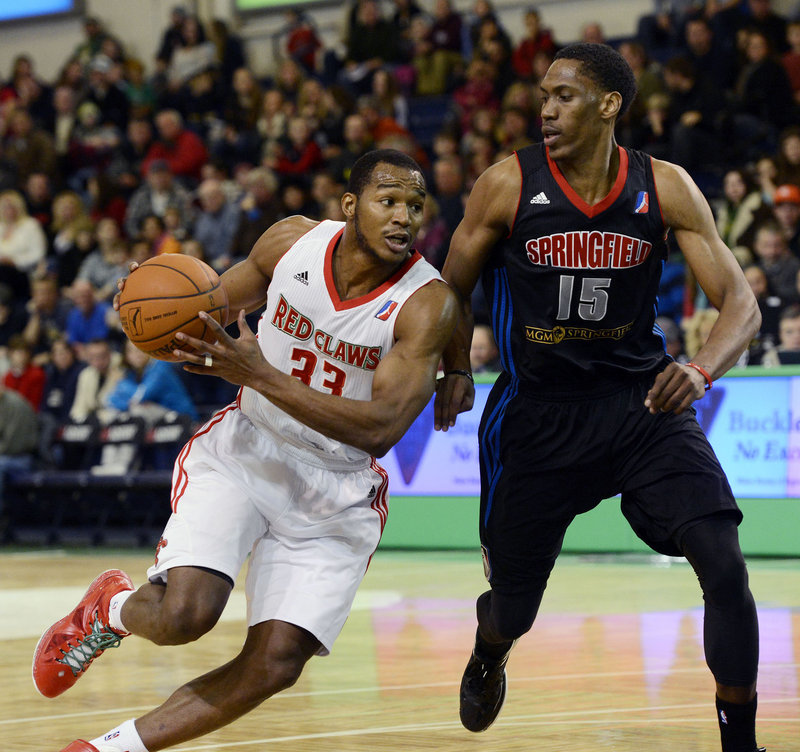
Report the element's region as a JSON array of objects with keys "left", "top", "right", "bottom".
[{"left": 1, "top": 0, "right": 800, "bottom": 487}]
